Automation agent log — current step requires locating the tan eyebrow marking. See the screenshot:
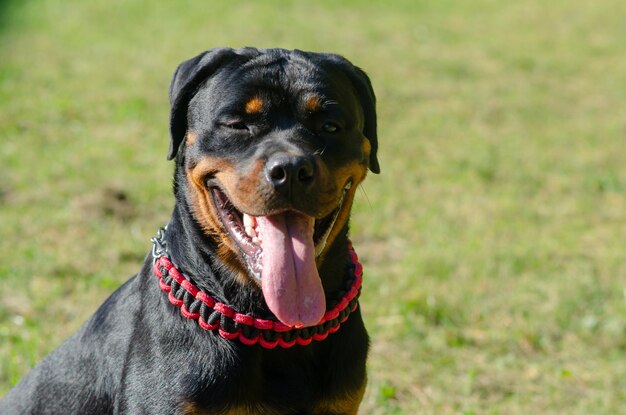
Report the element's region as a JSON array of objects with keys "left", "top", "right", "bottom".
[
  {"left": 304, "top": 95, "right": 323, "bottom": 112},
  {"left": 245, "top": 97, "right": 263, "bottom": 114}
]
